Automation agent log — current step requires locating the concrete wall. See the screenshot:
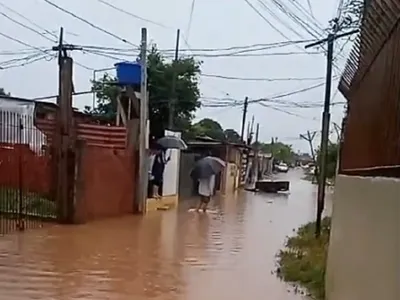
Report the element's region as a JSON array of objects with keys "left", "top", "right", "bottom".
[
  {"left": 326, "top": 175, "right": 400, "bottom": 300},
  {"left": 163, "top": 130, "right": 181, "bottom": 197},
  {"left": 221, "top": 163, "right": 238, "bottom": 194}
]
